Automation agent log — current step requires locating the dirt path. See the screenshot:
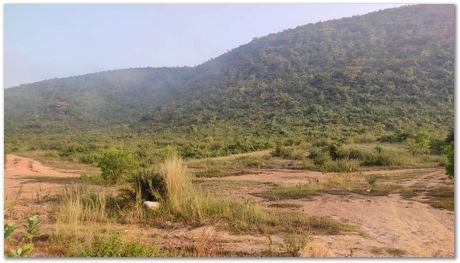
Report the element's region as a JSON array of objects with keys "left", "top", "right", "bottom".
[
  {"left": 4, "top": 154, "right": 85, "bottom": 222},
  {"left": 216, "top": 167, "right": 454, "bottom": 257},
  {"left": 215, "top": 167, "right": 437, "bottom": 186},
  {"left": 4, "top": 154, "right": 82, "bottom": 197},
  {"left": 300, "top": 194, "right": 453, "bottom": 257}
]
